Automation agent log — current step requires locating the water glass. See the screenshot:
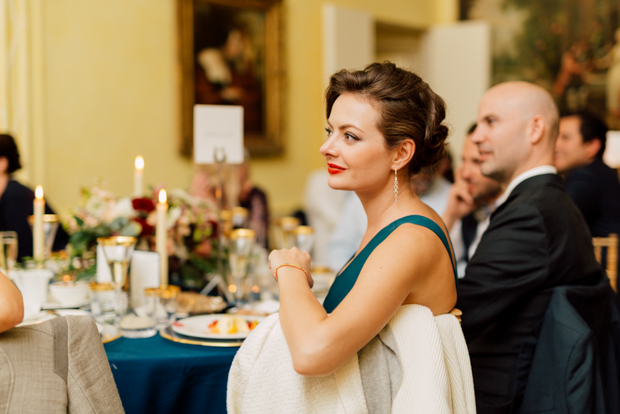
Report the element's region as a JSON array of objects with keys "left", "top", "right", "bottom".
[
  {"left": 89, "top": 283, "right": 116, "bottom": 324},
  {"left": 145, "top": 286, "right": 180, "bottom": 330},
  {"left": 0, "top": 231, "right": 18, "bottom": 275}
]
